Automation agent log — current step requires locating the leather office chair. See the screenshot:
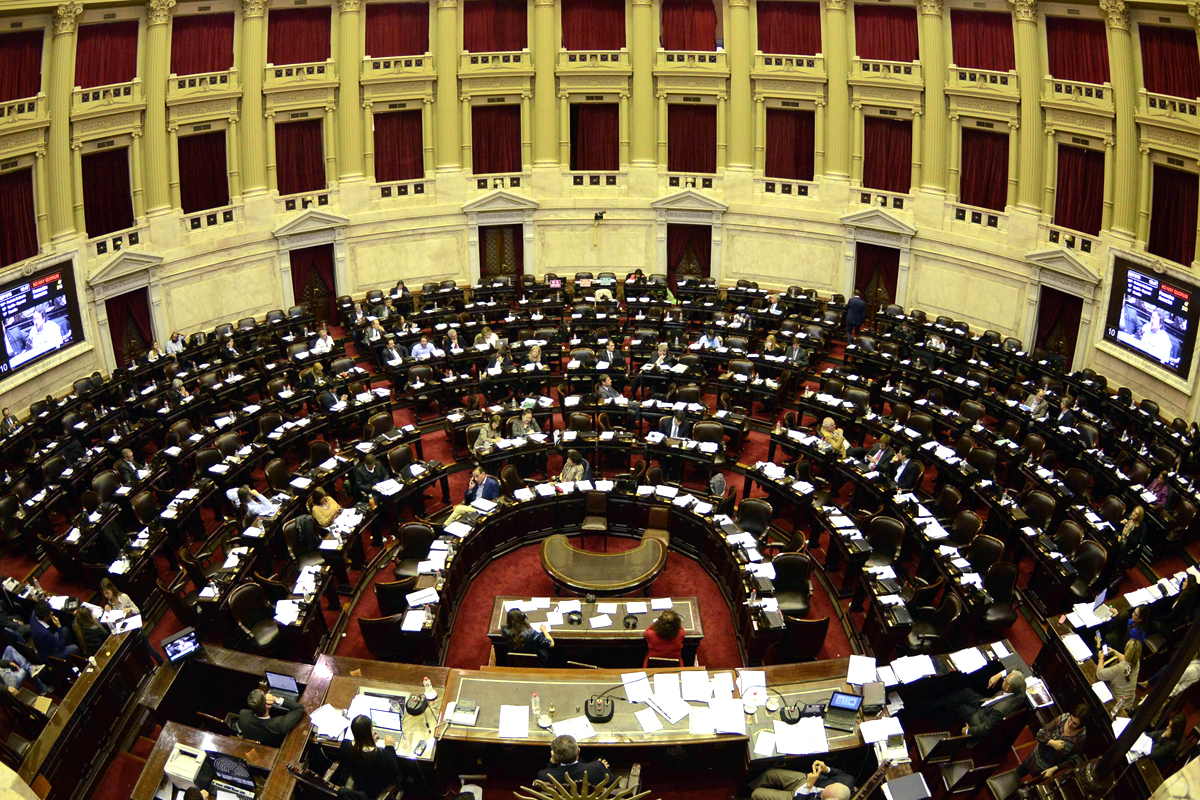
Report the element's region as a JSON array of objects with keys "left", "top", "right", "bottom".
[
  {"left": 643, "top": 505, "right": 670, "bottom": 546},
  {"left": 980, "top": 563, "right": 1019, "bottom": 631},
  {"left": 392, "top": 523, "right": 435, "bottom": 579},
  {"left": 953, "top": 435, "right": 975, "bottom": 461},
  {"left": 864, "top": 516, "right": 905, "bottom": 569},
  {"left": 772, "top": 553, "right": 812, "bottom": 617},
  {"left": 964, "top": 534, "right": 1004, "bottom": 573},
  {"left": 1053, "top": 520, "right": 1085, "bottom": 557},
  {"left": 777, "top": 616, "right": 829, "bottom": 663},
  {"left": 156, "top": 578, "right": 203, "bottom": 631},
  {"left": 369, "top": 412, "right": 395, "bottom": 437},
  {"left": 357, "top": 614, "right": 410, "bottom": 661},
  {"left": 998, "top": 419, "right": 1021, "bottom": 442},
  {"left": 1067, "top": 541, "right": 1108, "bottom": 602},
  {"left": 194, "top": 448, "right": 223, "bottom": 480},
  {"left": 387, "top": 444, "right": 416, "bottom": 475},
  {"left": 131, "top": 491, "right": 160, "bottom": 528},
  {"left": 947, "top": 511, "right": 982, "bottom": 548},
  {"left": 735, "top": 498, "right": 773, "bottom": 543},
  {"left": 1097, "top": 495, "right": 1126, "bottom": 526},
  {"left": 1018, "top": 433, "right": 1045, "bottom": 465},
  {"left": 375, "top": 576, "right": 418, "bottom": 617},
  {"left": 582, "top": 492, "right": 608, "bottom": 538},
  {"left": 959, "top": 400, "right": 985, "bottom": 423},
  {"left": 265, "top": 458, "right": 295, "bottom": 494},
  {"left": 930, "top": 486, "right": 962, "bottom": 524},
  {"left": 644, "top": 465, "right": 664, "bottom": 486},
  {"left": 691, "top": 421, "right": 725, "bottom": 467},
  {"left": 308, "top": 440, "right": 333, "bottom": 467},
  {"left": 966, "top": 448, "right": 997, "bottom": 481},
  {"left": 500, "top": 465, "right": 524, "bottom": 497},
  {"left": 91, "top": 471, "right": 121, "bottom": 503},
  {"left": 907, "top": 413, "right": 933, "bottom": 438},
  {"left": 282, "top": 519, "right": 325, "bottom": 570},
  {"left": 926, "top": 388, "right": 944, "bottom": 407},
  {"left": 889, "top": 402, "right": 910, "bottom": 425},
  {"left": 1021, "top": 491, "right": 1056, "bottom": 530},
  {"left": 1126, "top": 461, "right": 1152, "bottom": 486},
  {"left": 904, "top": 593, "right": 962, "bottom": 655},
  {"left": 179, "top": 547, "right": 221, "bottom": 591},
  {"left": 229, "top": 583, "right": 281, "bottom": 652},
  {"left": 1165, "top": 499, "right": 1198, "bottom": 548},
  {"left": 569, "top": 413, "right": 593, "bottom": 433},
  {"left": 1078, "top": 423, "right": 1099, "bottom": 450}
]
